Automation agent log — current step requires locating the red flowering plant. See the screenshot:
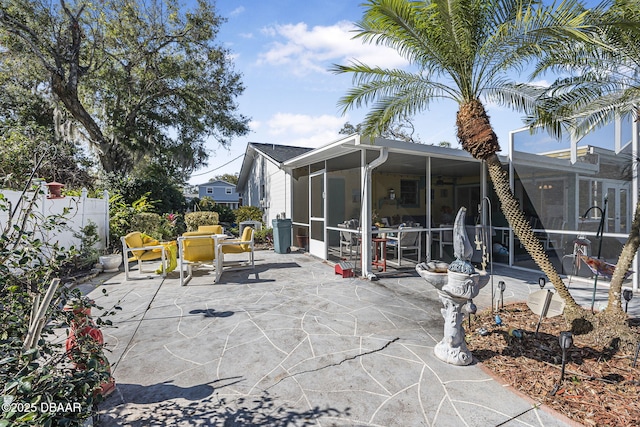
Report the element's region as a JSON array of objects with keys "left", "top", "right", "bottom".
[{"left": 159, "top": 213, "right": 185, "bottom": 240}]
